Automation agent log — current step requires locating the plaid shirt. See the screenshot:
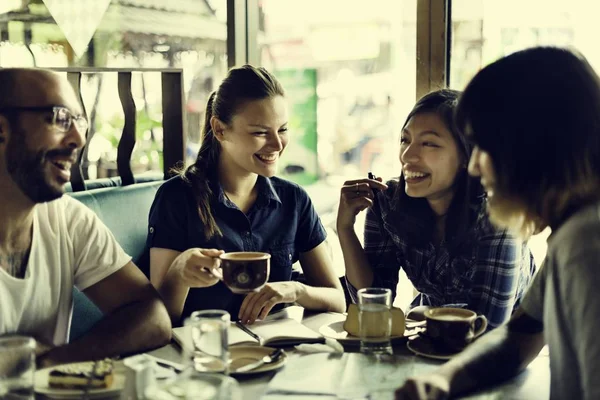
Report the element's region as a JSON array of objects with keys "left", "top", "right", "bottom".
[{"left": 346, "top": 189, "right": 536, "bottom": 329}]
